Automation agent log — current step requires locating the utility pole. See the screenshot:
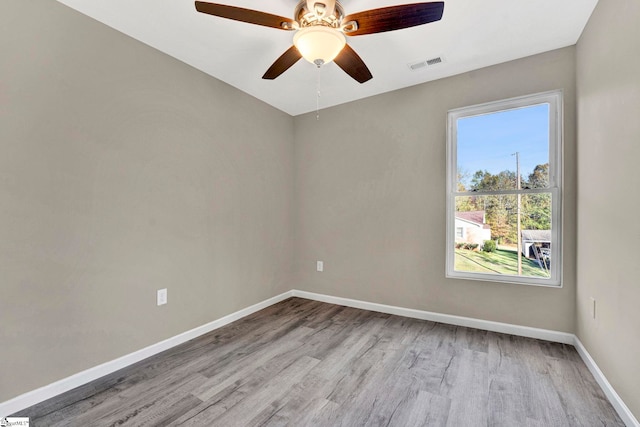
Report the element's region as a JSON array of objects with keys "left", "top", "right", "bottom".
[{"left": 513, "top": 152, "right": 522, "bottom": 275}]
